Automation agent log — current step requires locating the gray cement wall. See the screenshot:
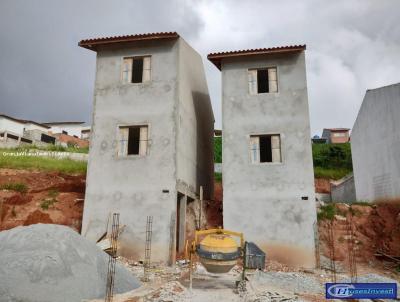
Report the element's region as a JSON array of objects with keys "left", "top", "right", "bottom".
[
  {"left": 331, "top": 174, "right": 356, "bottom": 203},
  {"left": 351, "top": 83, "right": 400, "bottom": 201},
  {"left": 221, "top": 52, "right": 316, "bottom": 268},
  {"left": 177, "top": 39, "right": 214, "bottom": 200},
  {"left": 81, "top": 38, "right": 213, "bottom": 263}
]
